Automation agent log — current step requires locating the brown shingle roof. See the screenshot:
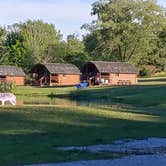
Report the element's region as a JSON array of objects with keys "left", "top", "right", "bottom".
[
  {"left": 0, "top": 65, "right": 25, "bottom": 76},
  {"left": 90, "top": 61, "right": 138, "bottom": 74},
  {"left": 43, "top": 63, "right": 80, "bottom": 74}
]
